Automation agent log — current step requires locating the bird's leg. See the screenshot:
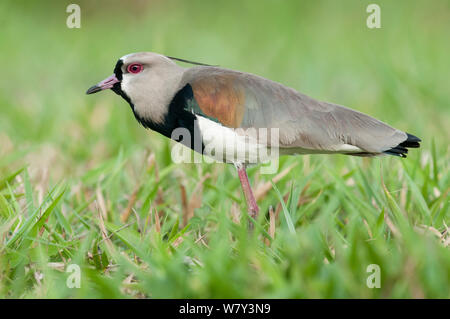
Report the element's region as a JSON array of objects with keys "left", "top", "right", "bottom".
[{"left": 235, "top": 163, "right": 259, "bottom": 229}]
